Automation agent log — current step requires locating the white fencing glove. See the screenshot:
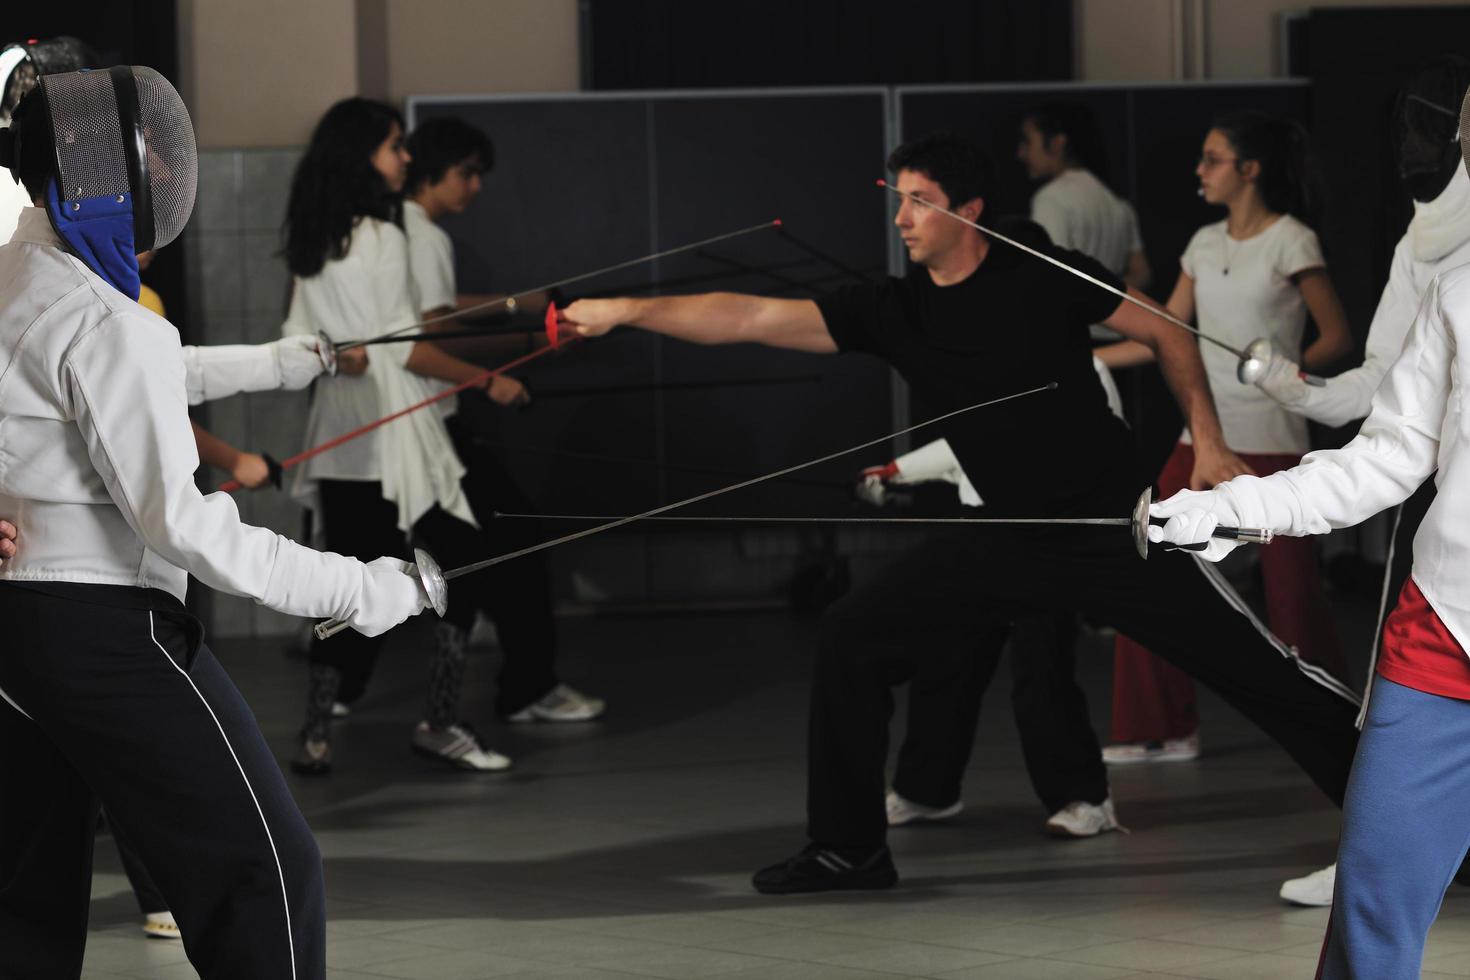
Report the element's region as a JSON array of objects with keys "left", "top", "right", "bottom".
[
  {"left": 347, "top": 557, "right": 431, "bottom": 637},
  {"left": 1148, "top": 487, "right": 1246, "bottom": 562},
  {"left": 855, "top": 464, "right": 896, "bottom": 508},
  {"left": 272, "top": 335, "right": 332, "bottom": 391},
  {"left": 856, "top": 438, "right": 983, "bottom": 509},
  {"left": 1253, "top": 348, "right": 1310, "bottom": 409}
]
